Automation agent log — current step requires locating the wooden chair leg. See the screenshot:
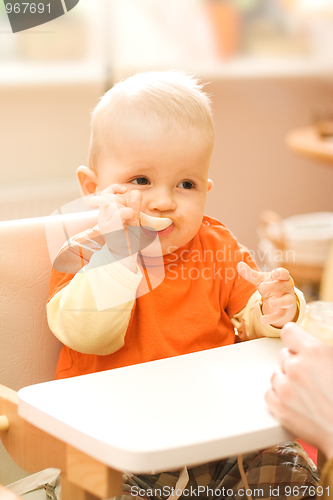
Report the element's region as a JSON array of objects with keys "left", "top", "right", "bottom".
[
  {"left": 0, "top": 385, "right": 123, "bottom": 499},
  {"left": 317, "top": 449, "right": 326, "bottom": 473},
  {"left": 0, "top": 387, "right": 66, "bottom": 473},
  {"left": 66, "top": 445, "right": 123, "bottom": 499},
  {"left": 62, "top": 474, "right": 100, "bottom": 500}
]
